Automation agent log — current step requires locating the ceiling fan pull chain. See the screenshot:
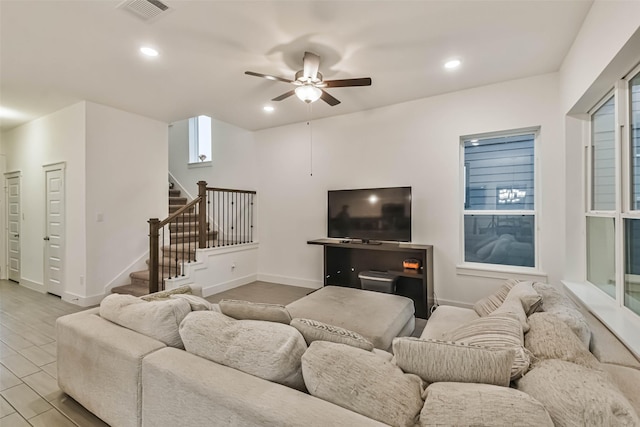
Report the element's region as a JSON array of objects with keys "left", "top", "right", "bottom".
[{"left": 308, "top": 103, "right": 313, "bottom": 176}]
